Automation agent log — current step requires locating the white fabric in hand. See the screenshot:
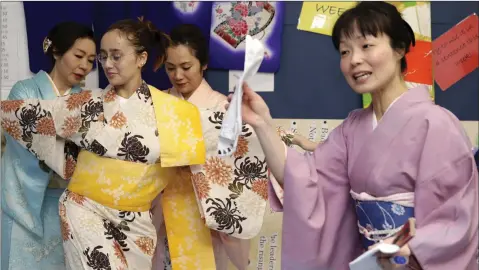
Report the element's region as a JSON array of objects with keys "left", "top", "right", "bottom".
[{"left": 217, "top": 35, "right": 265, "bottom": 157}]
